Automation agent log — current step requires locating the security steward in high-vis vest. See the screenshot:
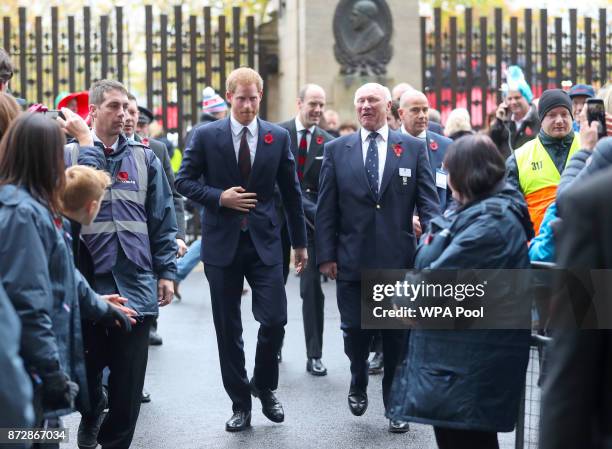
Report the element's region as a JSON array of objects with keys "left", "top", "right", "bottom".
[
  {"left": 506, "top": 89, "right": 580, "bottom": 235},
  {"left": 64, "top": 80, "right": 178, "bottom": 449}
]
